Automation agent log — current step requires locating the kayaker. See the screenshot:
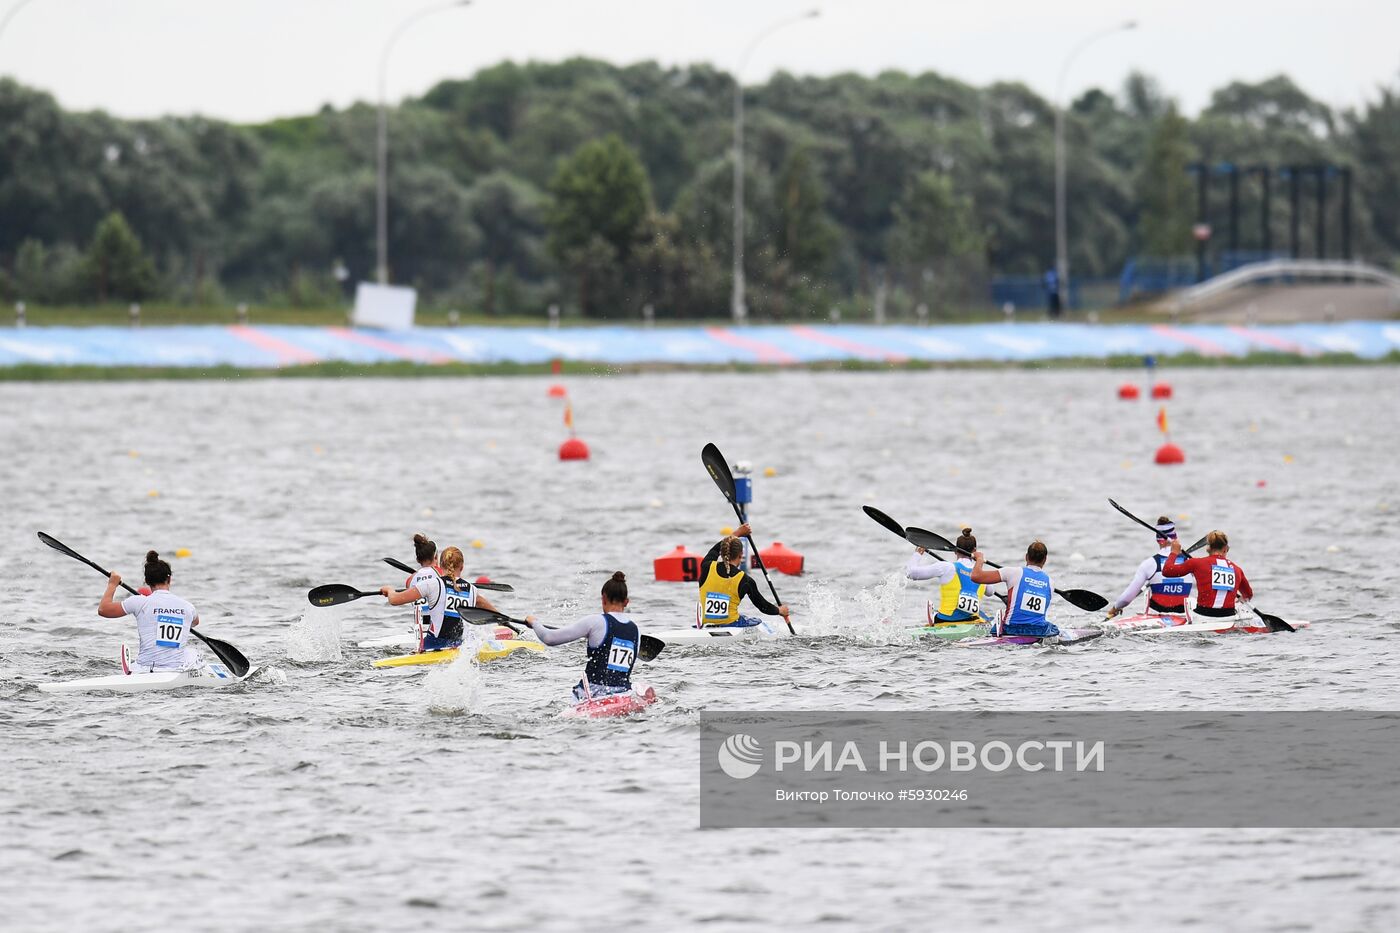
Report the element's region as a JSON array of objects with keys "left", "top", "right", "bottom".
[
  {"left": 1160, "top": 530, "right": 1253, "bottom": 617},
  {"left": 968, "top": 540, "right": 1059, "bottom": 638},
  {"left": 521, "top": 571, "right": 640, "bottom": 700},
  {"left": 438, "top": 544, "right": 500, "bottom": 639},
  {"left": 696, "top": 524, "right": 790, "bottom": 628},
  {"left": 379, "top": 534, "right": 459, "bottom": 652},
  {"left": 97, "top": 550, "right": 201, "bottom": 671},
  {"left": 906, "top": 527, "right": 995, "bottom": 626},
  {"left": 1105, "top": 517, "right": 1193, "bottom": 619}
]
